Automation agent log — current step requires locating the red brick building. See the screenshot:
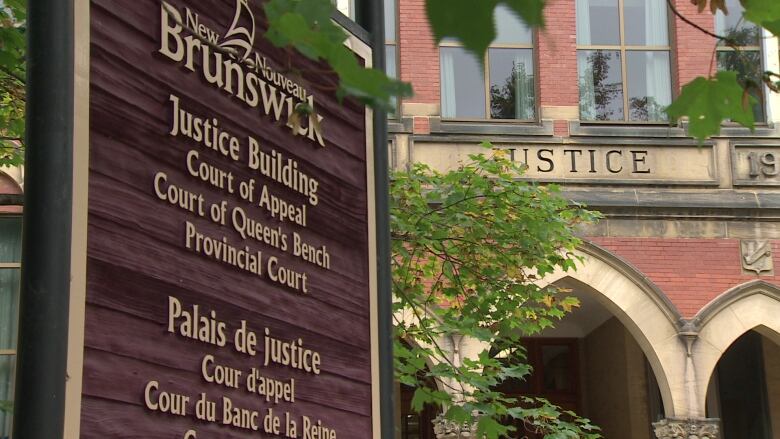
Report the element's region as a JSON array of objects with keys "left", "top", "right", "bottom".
[{"left": 375, "top": 0, "right": 780, "bottom": 437}]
